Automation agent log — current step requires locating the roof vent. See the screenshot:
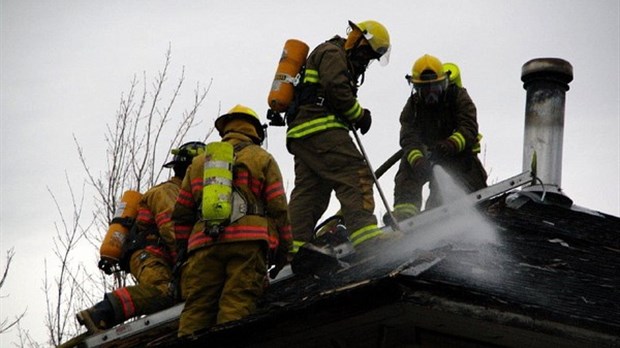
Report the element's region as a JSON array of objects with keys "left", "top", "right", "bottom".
[{"left": 520, "top": 58, "right": 573, "bottom": 207}]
